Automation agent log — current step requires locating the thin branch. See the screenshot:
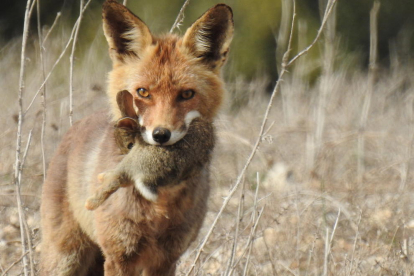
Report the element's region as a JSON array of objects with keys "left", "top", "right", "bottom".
[
  {"left": 329, "top": 208, "right": 341, "bottom": 244},
  {"left": 170, "top": 0, "right": 191, "bottom": 33},
  {"left": 24, "top": 20, "right": 78, "bottom": 115},
  {"left": 1, "top": 252, "right": 29, "bottom": 276},
  {"left": 225, "top": 176, "right": 246, "bottom": 276},
  {"left": 20, "top": 129, "right": 33, "bottom": 174},
  {"left": 227, "top": 206, "right": 265, "bottom": 275},
  {"left": 323, "top": 208, "right": 340, "bottom": 276},
  {"left": 287, "top": 0, "right": 338, "bottom": 67},
  {"left": 42, "top": 12, "right": 61, "bottom": 45},
  {"left": 28, "top": 0, "right": 37, "bottom": 19},
  {"left": 15, "top": 0, "right": 34, "bottom": 274},
  {"left": 278, "top": 261, "right": 299, "bottom": 276},
  {"left": 69, "top": 0, "right": 86, "bottom": 126},
  {"left": 37, "top": 0, "right": 47, "bottom": 183},
  {"left": 24, "top": 0, "right": 92, "bottom": 116},
  {"left": 23, "top": 219, "right": 35, "bottom": 276}
]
